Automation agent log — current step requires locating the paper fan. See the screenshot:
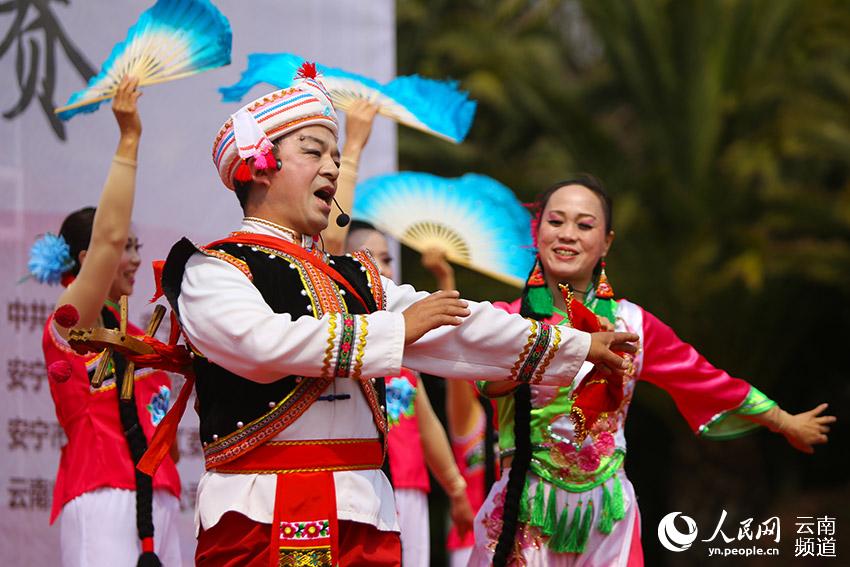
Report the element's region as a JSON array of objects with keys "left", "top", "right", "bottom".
[
  {"left": 55, "top": 0, "right": 232, "bottom": 120},
  {"left": 352, "top": 173, "right": 534, "bottom": 286},
  {"left": 220, "top": 53, "right": 476, "bottom": 143}
]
